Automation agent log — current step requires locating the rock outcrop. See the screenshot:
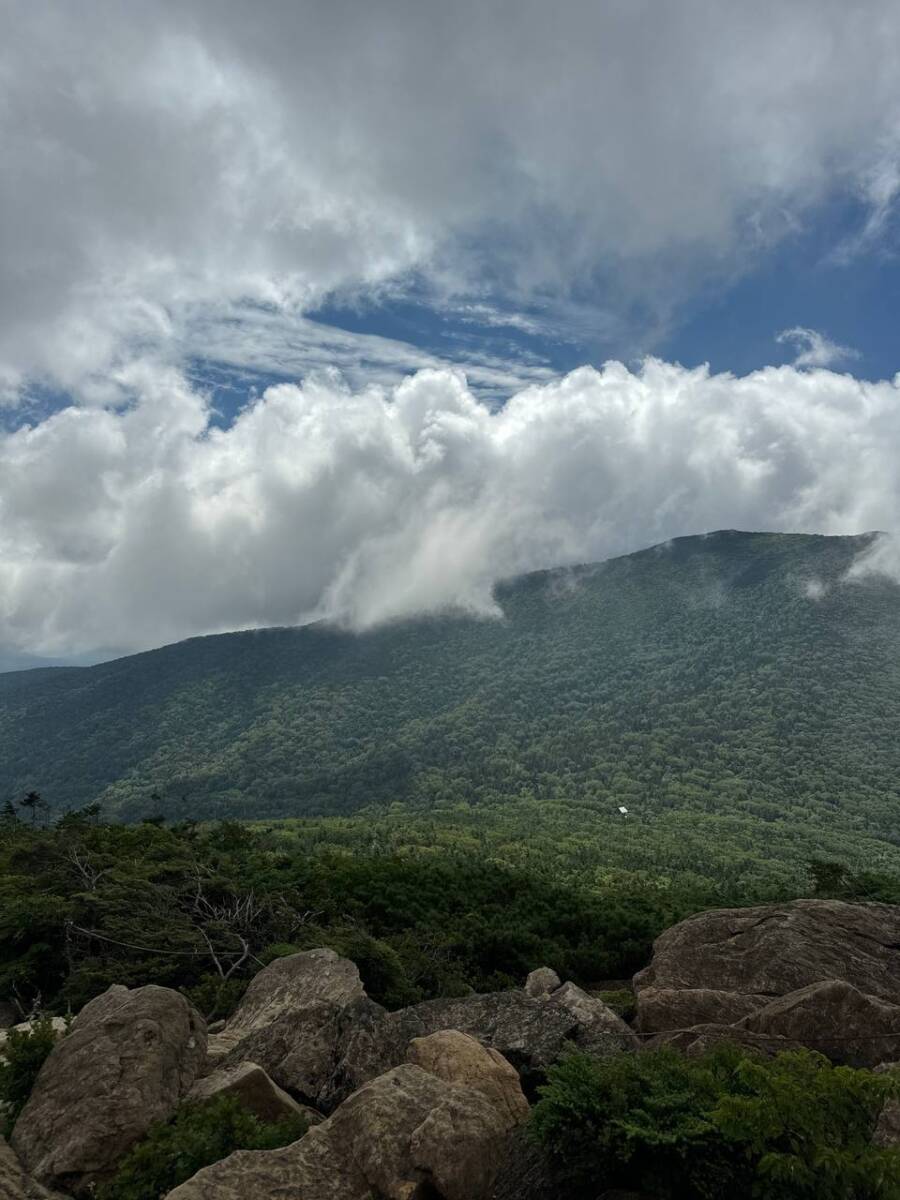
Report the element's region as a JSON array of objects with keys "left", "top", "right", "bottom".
[
  {"left": 11, "top": 984, "right": 205, "bottom": 1196},
  {"left": 550, "top": 982, "right": 639, "bottom": 1056},
  {"left": 645, "top": 1023, "right": 802, "bottom": 1058},
  {"left": 187, "top": 1060, "right": 321, "bottom": 1125},
  {"left": 212, "top": 949, "right": 379, "bottom": 1105},
  {"left": 738, "top": 979, "right": 900, "bottom": 1068},
  {"left": 634, "top": 899, "right": 900, "bottom": 1039},
  {"left": 167, "top": 1063, "right": 511, "bottom": 1200},
  {"left": 407, "top": 1030, "right": 529, "bottom": 1127},
  {"left": 324, "top": 986, "right": 634, "bottom": 1107}
]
